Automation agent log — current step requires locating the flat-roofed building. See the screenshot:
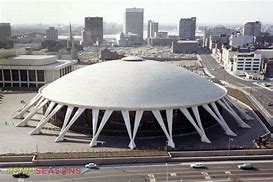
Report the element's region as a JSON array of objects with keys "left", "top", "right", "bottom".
[
  {"left": 124, "top": 8, "right": 144, "bottom": 40},
  {"left": 46, "top": 27, "right": 58, "bottom": 41},
  {"left": 172, "top": 40, "right": 198, "bottom": 53},
  {"left": 0, "top": 22, "right": 13, "bottom": 48},
  {"left": 243, "top": 21, "right": 261, "bottom": 37},
  {"left": 82, "top": 17, "right": 103, "bottom": 46},
  {"left": 147, "top": 20, "right": 158, "bottom": 38},
  {"left": 232, "top": 51, "right": 262, "bottom": 76},
  {"left": 229, "top": 34, "right": 253, "bottom": 47},
  {"left": 0, "top": 53, "right": 77, "bottom": 89},
  {"left": 179, "top": 17, "right": 196, "bottom": 40}
]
